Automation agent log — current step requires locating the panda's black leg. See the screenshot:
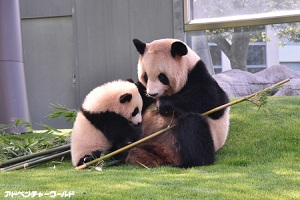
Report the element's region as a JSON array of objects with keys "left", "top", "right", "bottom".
[{"left": 176, "top": 113, "right": 215, "bottom": 168}]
